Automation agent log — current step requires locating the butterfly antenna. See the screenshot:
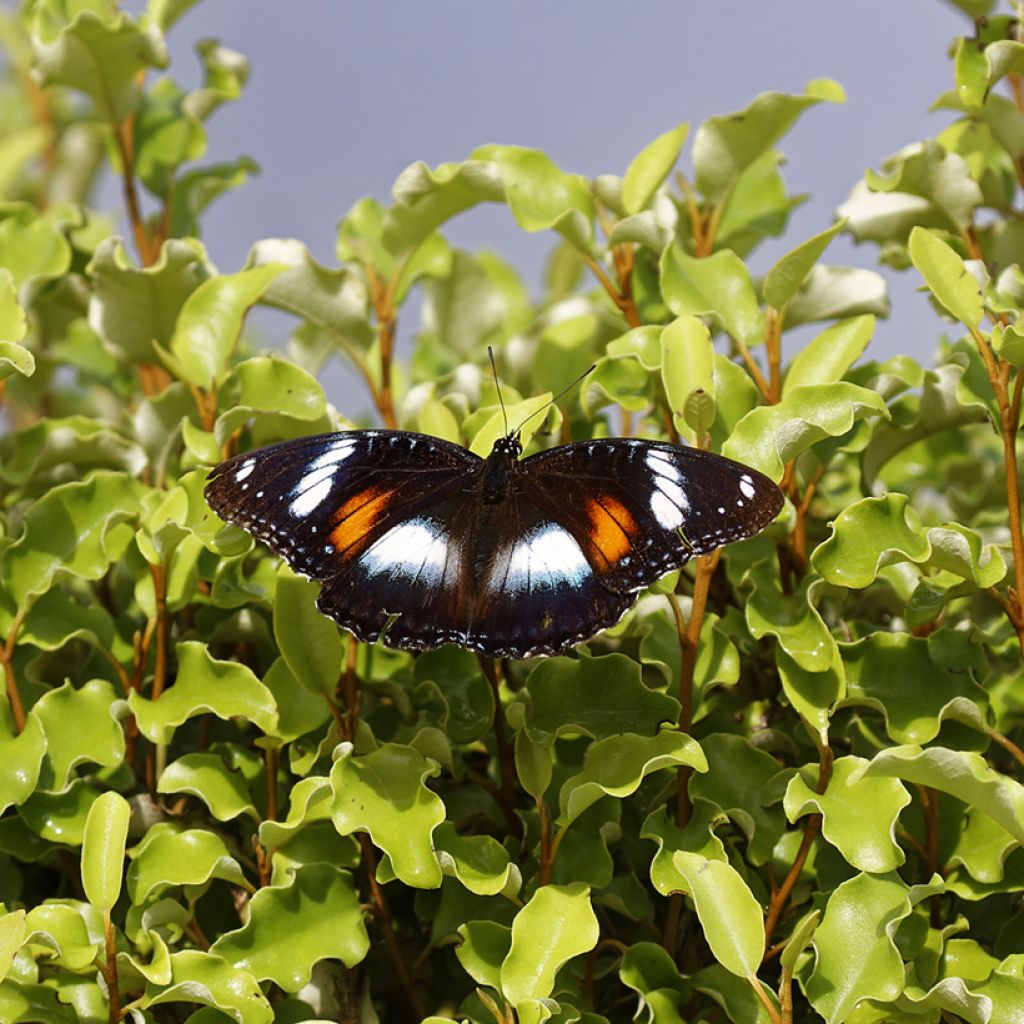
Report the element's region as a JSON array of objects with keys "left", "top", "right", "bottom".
[
  {"left": 488, "top": 346, "right": 511, "bottom": 437},
  {"left": 510, "top": 363, "right": 597, "bottom": 436}
]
